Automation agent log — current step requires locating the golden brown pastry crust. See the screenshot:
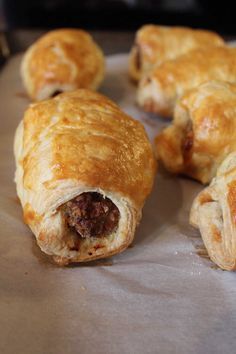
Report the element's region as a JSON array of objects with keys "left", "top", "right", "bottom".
[
  {"left": 129, "top": 24, "right": 224, "bottom": 82},
  {"left": 190, "top": 152, "right": 236, "bottom": 271},
  {"left": 155, "top": 81, "right": 236, "bottom": 184},
  {"left": 14, "top": 89, "right": 156, "bottom": 265},
  {"left": 21, "top": 29, "right": 105, "bottom": 101},
  {"left": 137, "top": 46, "right": 236, "bottom": 118}
]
